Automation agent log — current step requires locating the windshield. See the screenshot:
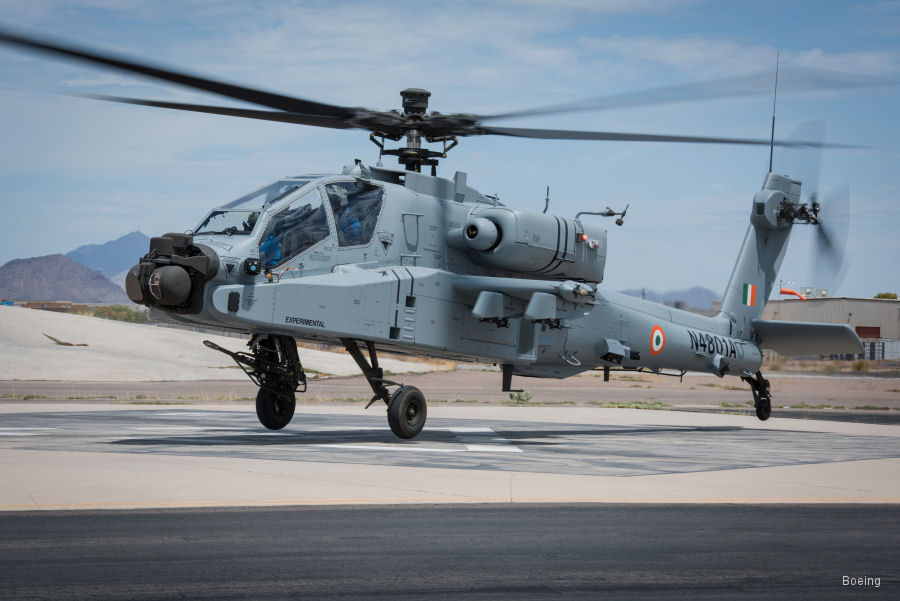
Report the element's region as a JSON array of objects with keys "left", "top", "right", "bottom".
[
  {"left": 223, "top": 180, "right": 309, "bottom": 210},
  {"left": 195, "top": 210, "right": 260, "bottom": 236},
  {"left": 259, "top": 191, "right": 331, "bottom": 267}
]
